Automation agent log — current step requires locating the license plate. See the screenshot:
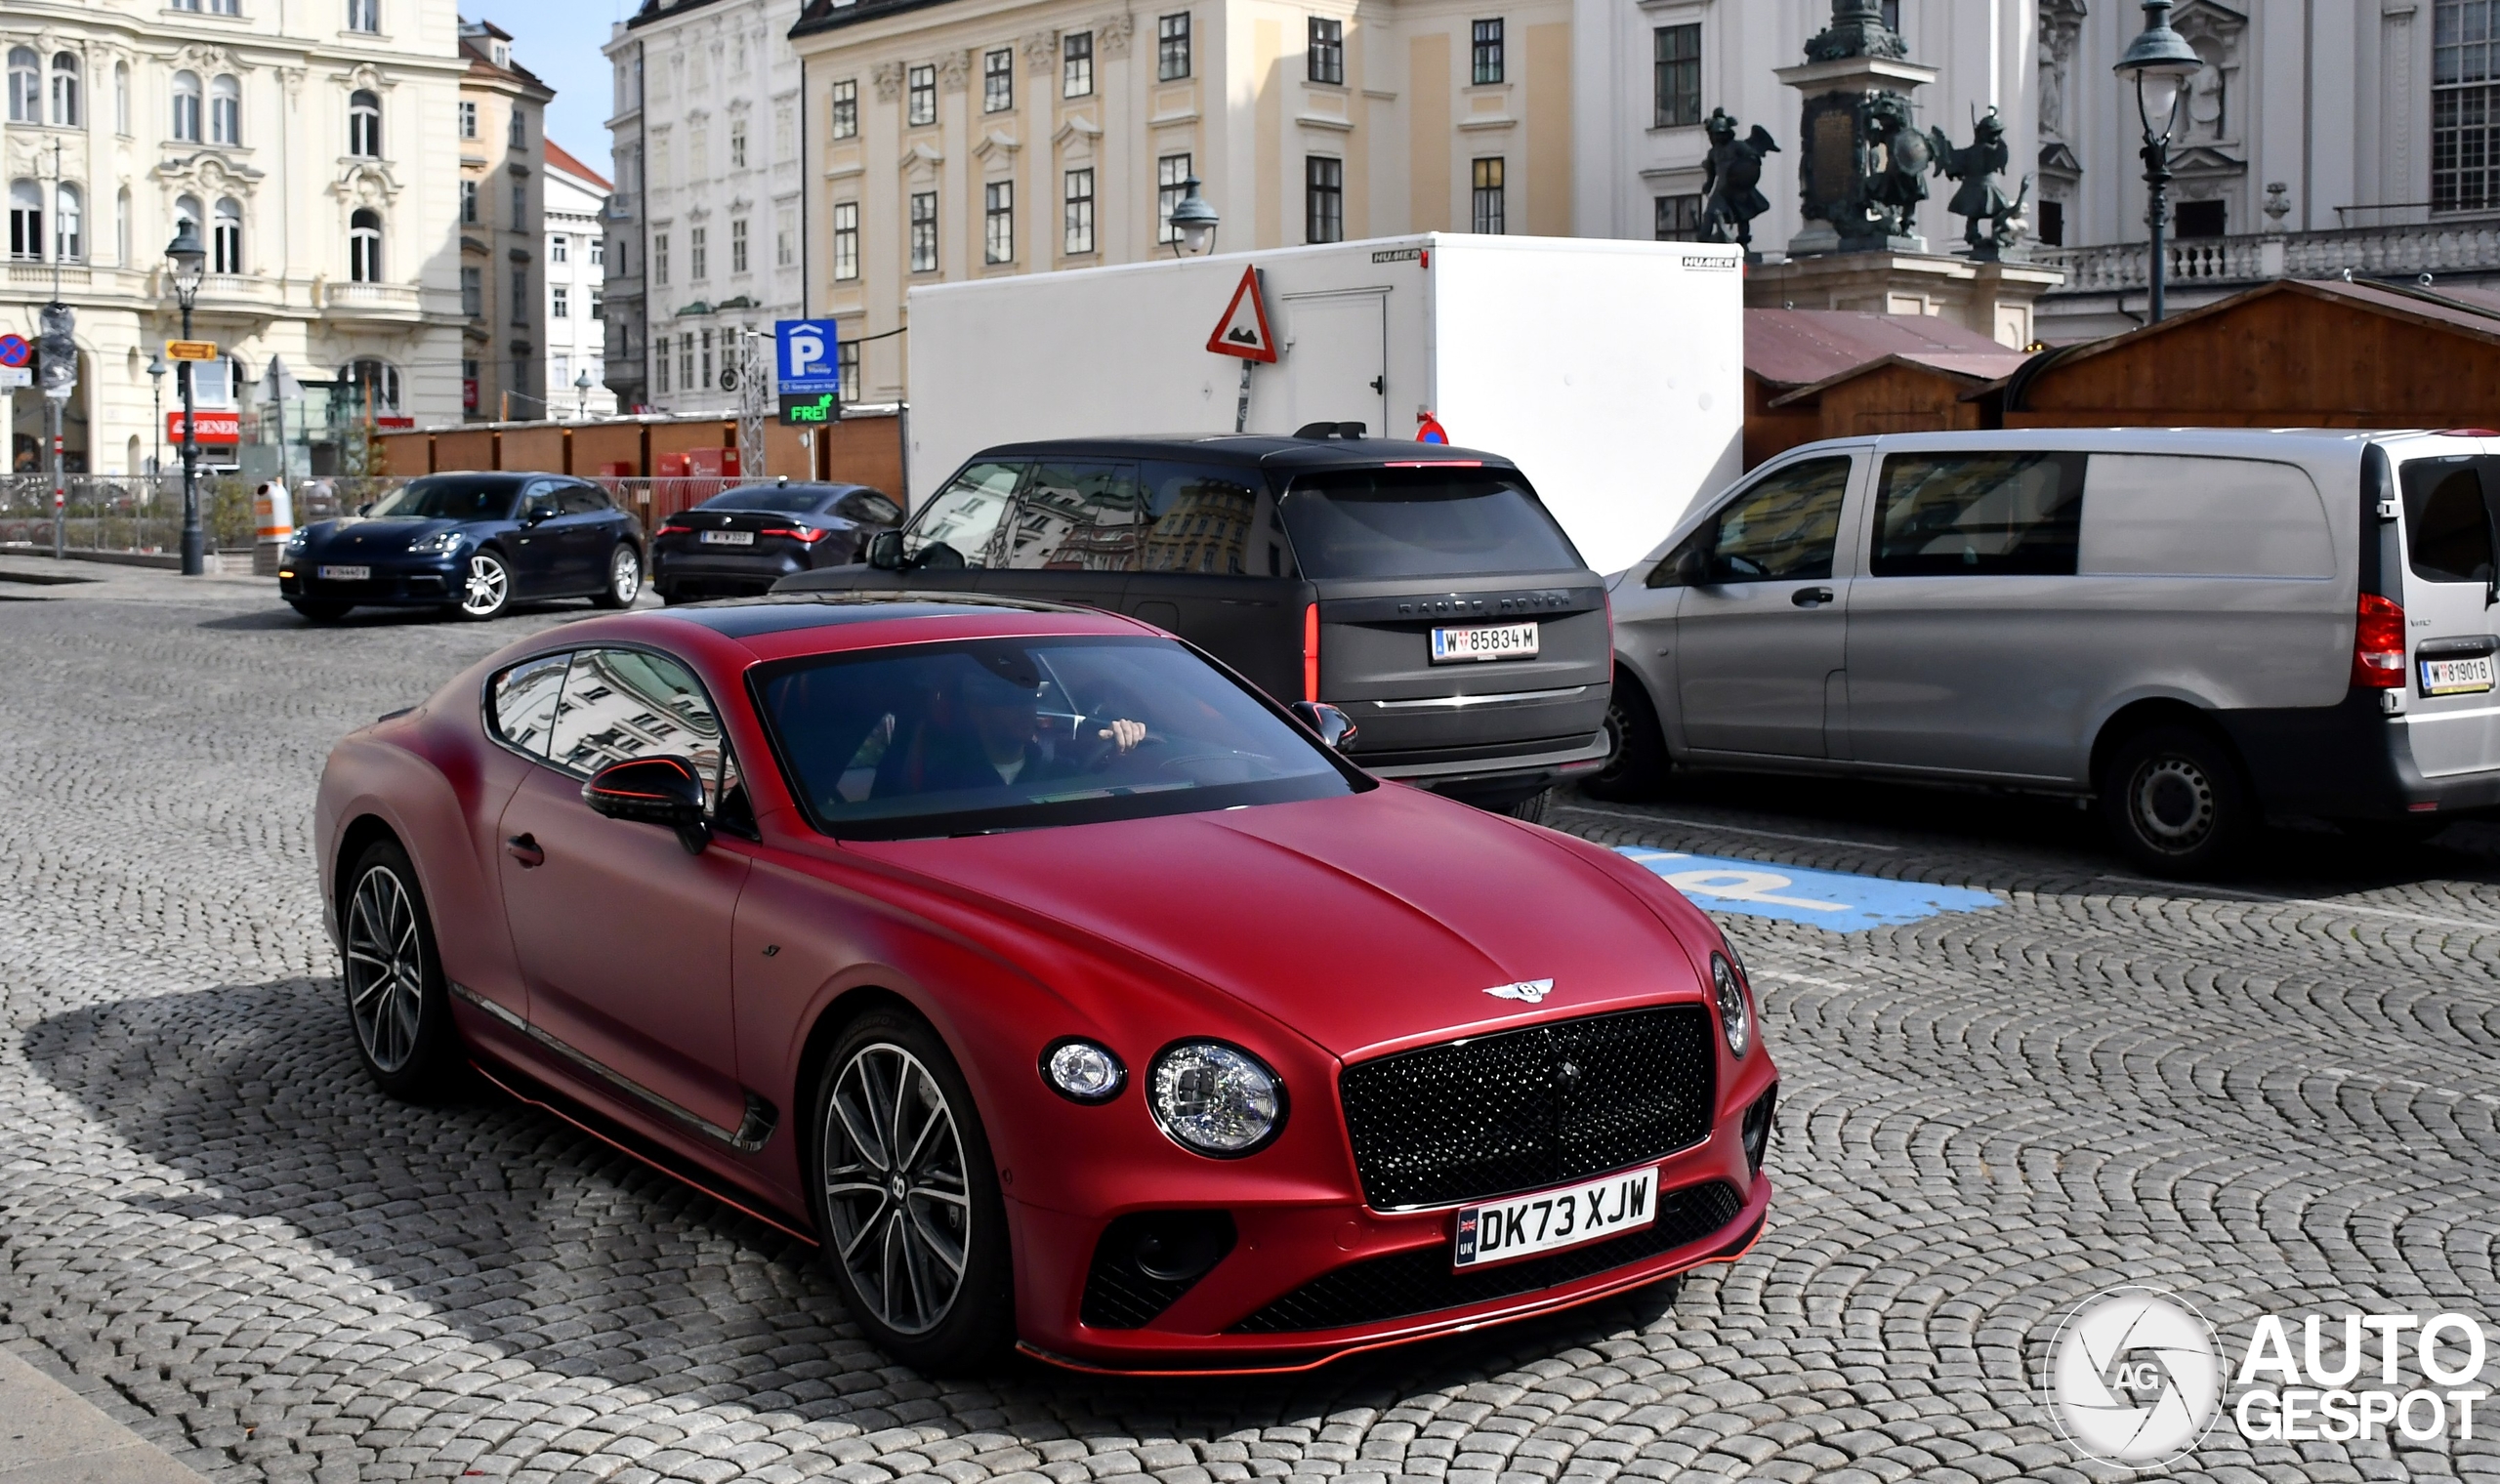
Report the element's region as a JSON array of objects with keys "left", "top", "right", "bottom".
[
  {"left": 1454, "top": 1166, "right": 1657, "bottom": 1268},
  {"left": 2421, "top": 654, "right": 2496, "bottom": 696},
  {"left": 316, "top": 564, "right": 370, "bottom": 582},
  {"left": 700, "top": 529, "right": 756, "bottom": 546},
  {"left": 1431, "top": 621, "right": 1539, "bottom": 664}
]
